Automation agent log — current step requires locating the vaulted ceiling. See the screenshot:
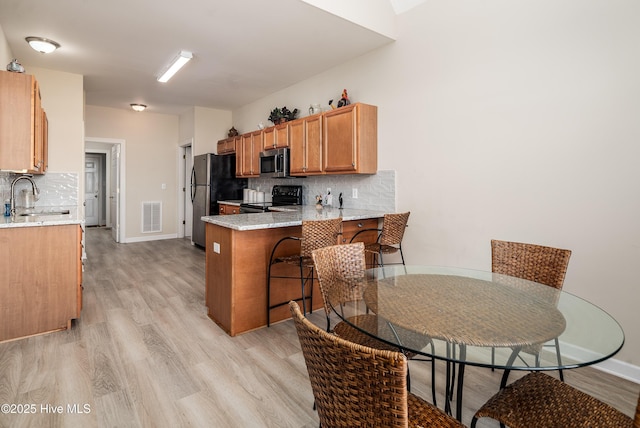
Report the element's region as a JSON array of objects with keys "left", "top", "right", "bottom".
[{"left": 0, "top": 0, "right": 412, "bottom": 114}]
